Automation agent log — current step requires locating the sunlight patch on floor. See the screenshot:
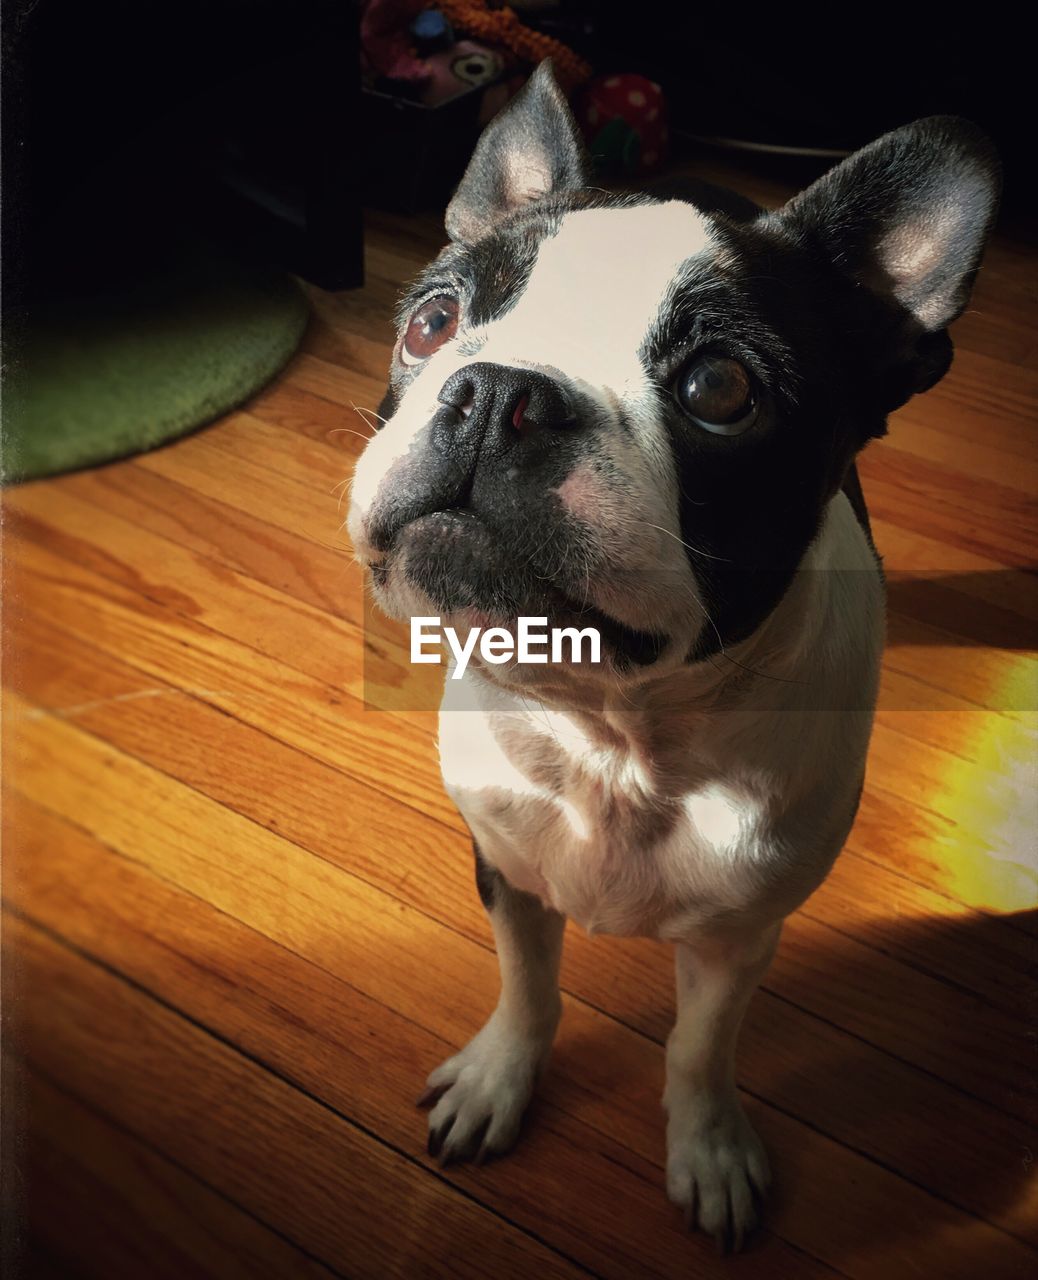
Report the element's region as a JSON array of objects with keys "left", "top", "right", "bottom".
[{"left": 934, "top": 709, "right": 1038, "bottom": 912}]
